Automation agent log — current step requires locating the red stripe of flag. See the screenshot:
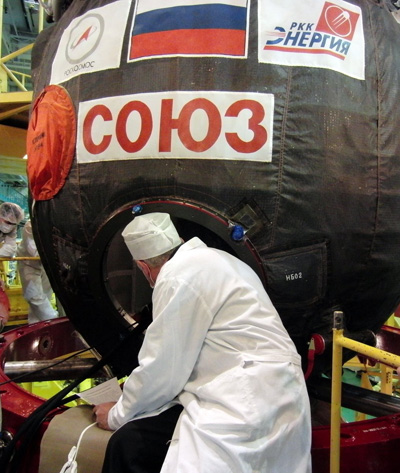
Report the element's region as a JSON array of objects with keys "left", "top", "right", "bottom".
[{"left": 130, "top": 29, "right": 246, "bottom": 59}]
